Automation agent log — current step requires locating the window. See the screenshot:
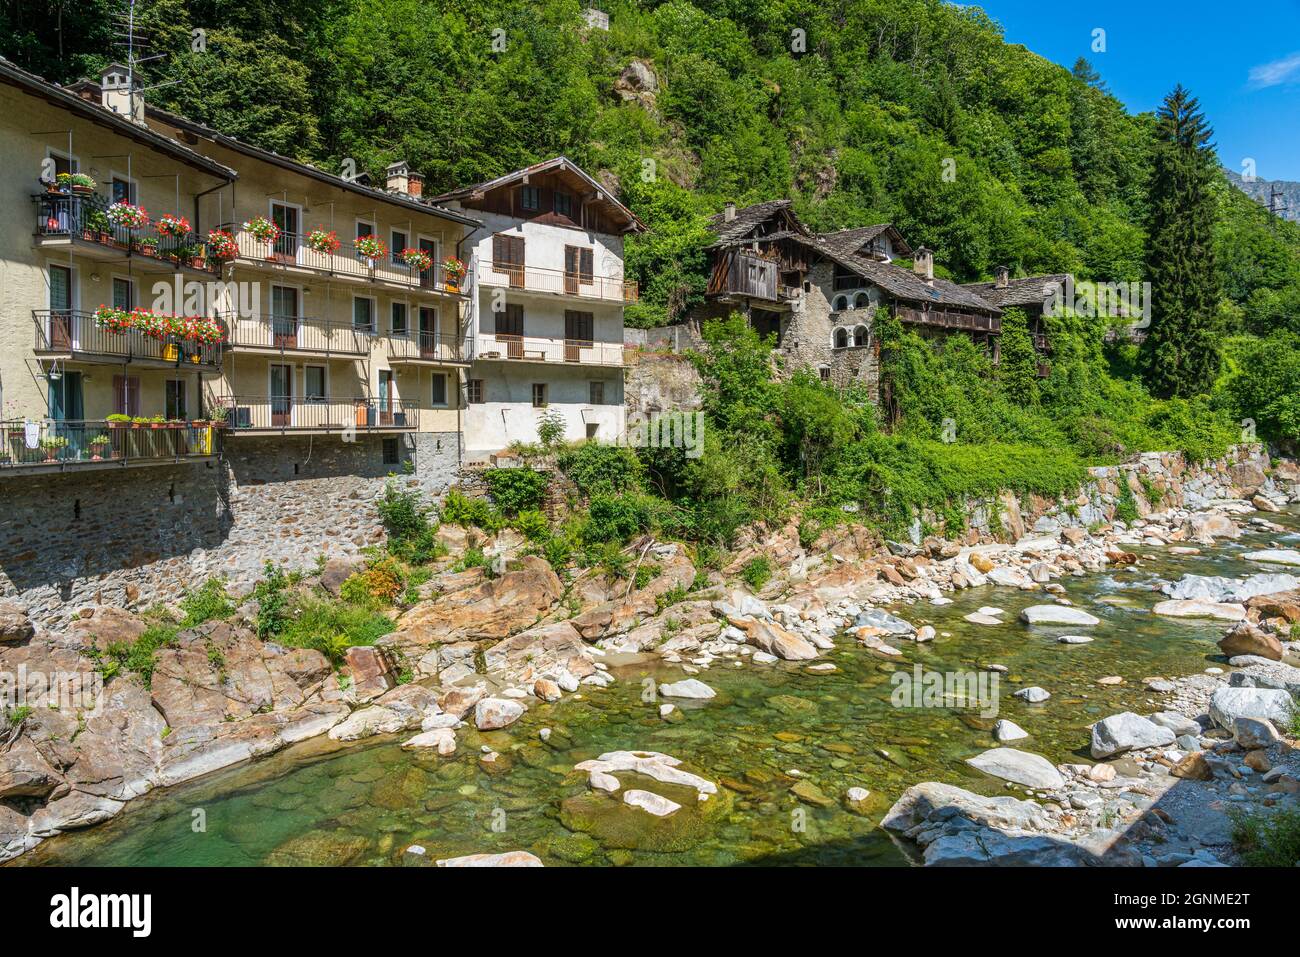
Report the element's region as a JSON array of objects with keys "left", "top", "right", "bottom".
[
  {"left": 833, "top": 327, "right": 848, "bottom": 349},
  {"left": 589, "top": 381, "right": 604, "bottom": 405},
  {"left": 492, "top": 233, "right": 525, "bottom": 286},
  {"left": 818, "top": 365, "right": 831, "bottom": 382},
  {"left": 165, "top": 379, "right": 187, "bottom": 420},
  {"left": 353, "top": 297, "right": 375, "bottom": 332},
  {"left": 391, "top": 230, "right": 407, "bottom": 265},
  {"left": 112, "top": 277, "right": 134, "bottom": 311},
  {"left": 355, "top": 220, "right": 375, "bottom": 240},
  {"left": 564, "top": 310, "right": 594, "bottom": 341},
  {"left": 495, "top": 303, "right": 524, "bottom": 336},
  {"left": 553, "top": 191, "right": 573, "bottom": 218},
  {"left": 586, "top": 423, "right": 599, "bottom": 439},
  {"left": 854, "top": 325, "right": 868, "bottom": 347},
  {"left": 854, "top": 292, "right": 870, "bottom": 308},
  {"left": 304, "top": 366, "right": 326, "bottom": 402},
  {"left": 521, "top": 185, "right": 540, "bottom": 210},
  {"left": 270, "top": 202, "right": 299, "bottom": 257},
  {"left": 467, "top": 379, "right": 485, "bottom": 404},
  {"left": 832, "top": 295, "right": 848, "bottom": 312},
  {"left": 564, "top": 245, "right": 594, "bottom": 286},
  {"left": 391, "top": 302, "right": 408, "bottom": 336},
  {"left": 382, "top": 437, "right": 399, "bottom": 465},
  {"left": 111, "top": 177, "right": 136, "bottom": 204},
  {"left": 431, "top": 373, "right": 448, "bottom": 407},
  {"left": 112, "top": 375, "right": 141, "bottom": 417},
  {"left": 531, "top": 383, "right": 548, "bottom": 408}
]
